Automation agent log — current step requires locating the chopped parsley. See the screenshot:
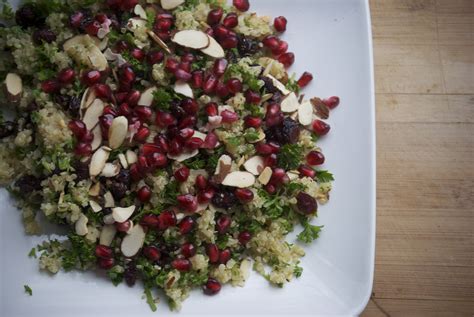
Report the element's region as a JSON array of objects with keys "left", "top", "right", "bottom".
[
  {"left": 152, "top": 87, "right": 183, "bottom": 111},
  {"left": 24, "top": 285, "right": 32, "bottom": 296},
  {"left": 278, "top": 144, "right": 303, "bottom": 170},
  {"left": 107, "top": 266, "right": 124, "bottom": 286},
  {"left": 316, "top": 170, "right": 334, "bottom": 183},
  {"left": 182, "top": 155, "right": 206, "bottom": 169},
  {"left": 144, "top": 285, "right": 158, "bottom": 312},
  {"left": 244, "top": 128, "right": 261, "bottom": 143},
  {"left": 294, "top": 263, "right": 303, "bottom": 277},
  {"left": 0, "top": 1, "right": 14, "bottom": 20},
  {"left": 285, "top": 74, "right": 300, "bottom": 94},
  {"left": 60, "top": 234, "right": 96, "bottom": 271},
  {"left": 28, "top": 248, "right": 37, "bottom": 258},
  {"left": 297, "top": 218, "right": 323, "bottom": 244}
]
